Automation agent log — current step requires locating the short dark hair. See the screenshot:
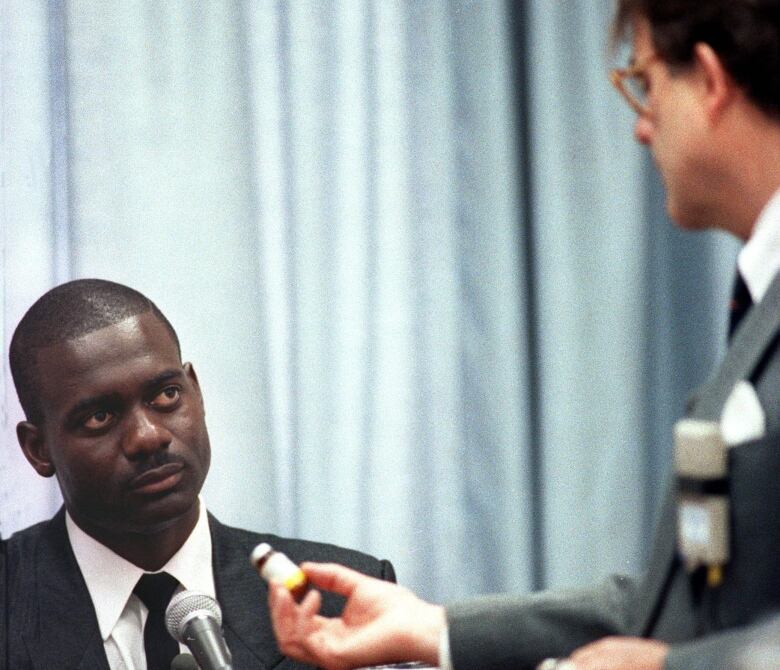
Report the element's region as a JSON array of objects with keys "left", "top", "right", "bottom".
[
  {"left": 10, "top": 279, "right": 181, "bottom": 424},
  {"left": 613, "top": 0, "right": 780, "bottom": 119}
]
